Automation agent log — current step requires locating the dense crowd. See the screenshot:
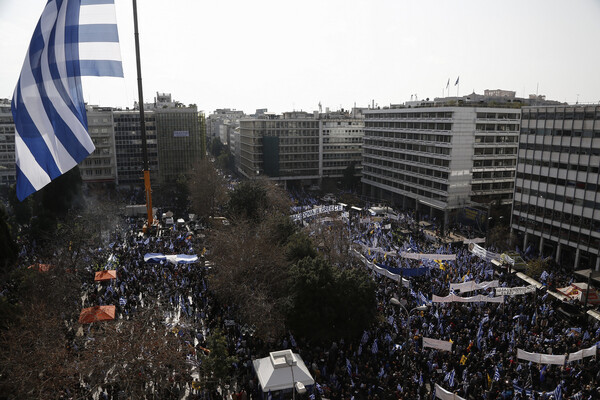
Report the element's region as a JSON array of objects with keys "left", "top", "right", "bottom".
[{"left": 3, "top": 188, "right": 600, "bottom": 400}]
